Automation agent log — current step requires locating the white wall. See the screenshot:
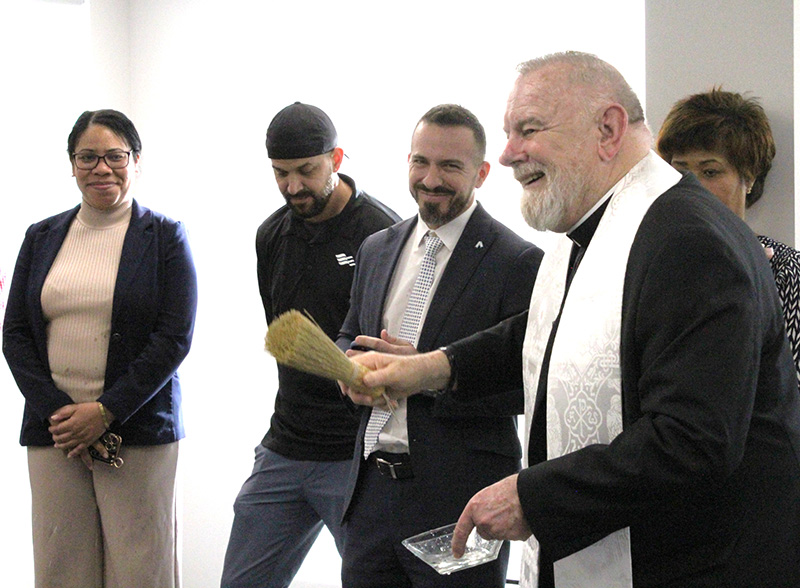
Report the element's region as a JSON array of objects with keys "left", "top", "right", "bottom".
[
  {"left": 0, "top": 1, "right": 94, "bottom": 583},
  {"left": 1, "top": 1, "right": 648, "bottom": 586},
  {"left": 645, "top": 0, "right": 795, "bottom": 245}
]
